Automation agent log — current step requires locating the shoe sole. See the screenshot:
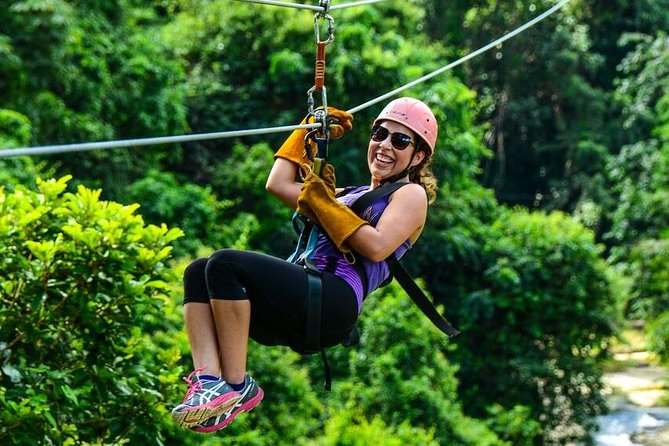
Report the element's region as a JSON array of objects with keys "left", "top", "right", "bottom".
[
  {"left": 171, "top": 393, "right": 243, "bottom": 428},
  {"left": 193, "top": 387, "right": 264, "bottom": 433}
]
